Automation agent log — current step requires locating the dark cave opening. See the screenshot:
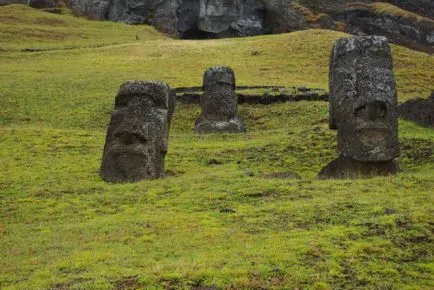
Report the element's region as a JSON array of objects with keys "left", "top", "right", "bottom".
[{"left": 179, "top": 29, "right": 219, "bottom": 39}]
